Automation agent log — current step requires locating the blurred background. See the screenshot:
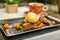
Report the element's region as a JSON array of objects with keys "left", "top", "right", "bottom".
[
  {"left": 0, "top": 0, "right": 59, "bottom": 13},
  {"left": 0, "top": 0, "right": 59, "bottom": 40}
]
